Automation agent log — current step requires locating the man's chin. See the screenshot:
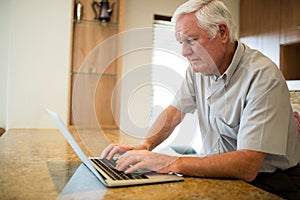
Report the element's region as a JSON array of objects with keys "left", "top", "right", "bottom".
[
  {"left": 191, "top": 64, "right": 219, "bottom": 76},
  {"left": 192, "top": 64, "right": 210, "bottom": 75}
]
